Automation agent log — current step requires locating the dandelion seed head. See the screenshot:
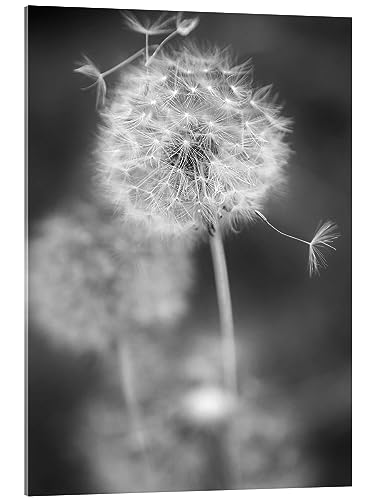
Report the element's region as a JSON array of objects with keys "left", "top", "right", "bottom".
[{"left": 97, "top": 44, "right": 292, "bottom": 235}]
